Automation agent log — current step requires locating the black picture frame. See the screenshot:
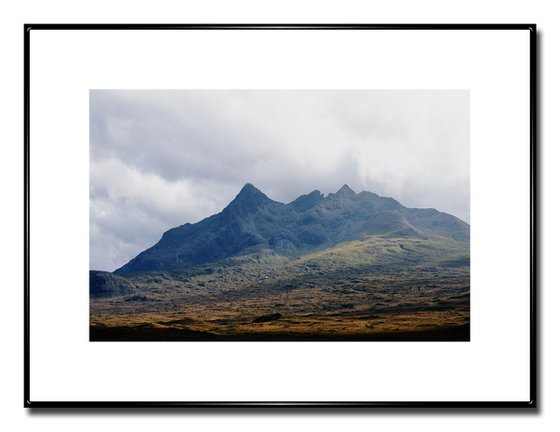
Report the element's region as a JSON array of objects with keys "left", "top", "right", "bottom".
[{"left": 24, "top": 23, "right": 537, "bottom": 409}]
